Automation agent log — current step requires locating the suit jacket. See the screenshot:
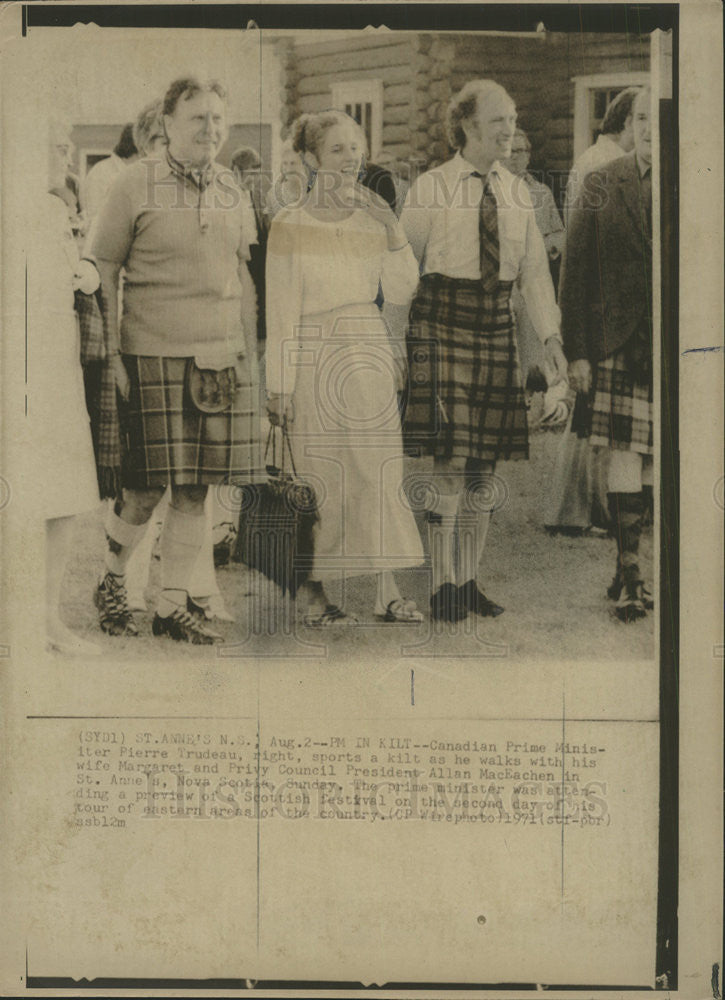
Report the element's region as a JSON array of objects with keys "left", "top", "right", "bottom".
[{"left": 559, "top": 152, "right": 652, "bottom": 365}]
